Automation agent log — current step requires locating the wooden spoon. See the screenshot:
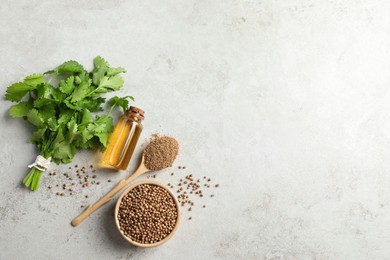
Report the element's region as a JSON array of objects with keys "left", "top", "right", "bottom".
[{"left": 71, "top": 155, "right": 150, "bottom": 227}]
